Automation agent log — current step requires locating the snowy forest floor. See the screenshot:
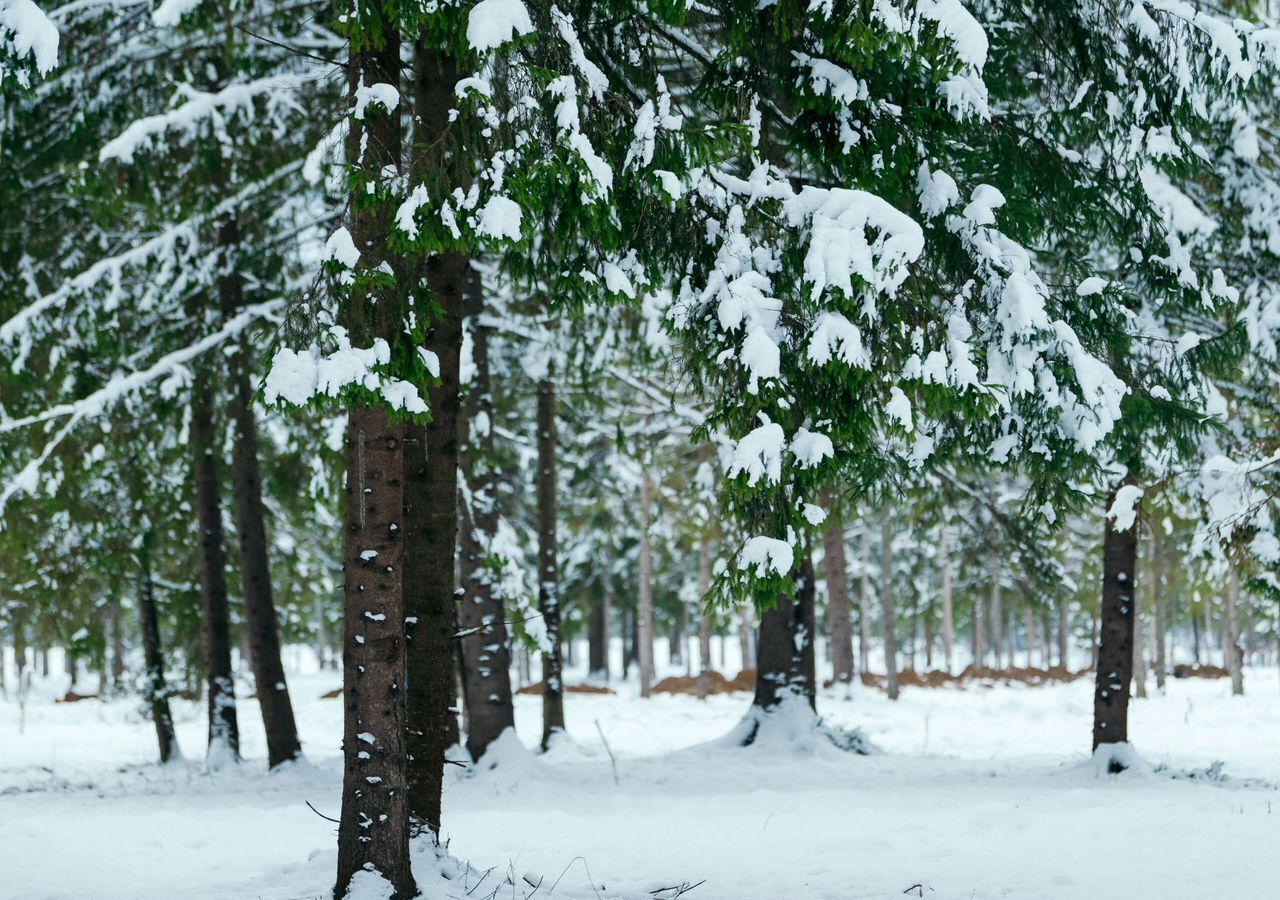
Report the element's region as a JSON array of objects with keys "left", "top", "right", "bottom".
[{"left": 3, "top": 662, "right": 1279, "bottom": 900}]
